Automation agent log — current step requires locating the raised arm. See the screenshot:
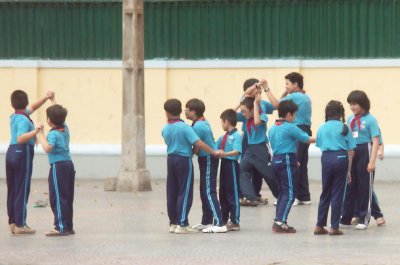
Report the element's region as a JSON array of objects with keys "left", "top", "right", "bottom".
[
  {"left": 28, "top": 91, "right": 54, "bottom": 114},
  {"left": 36, "top": 125, "right": 53, "bottom": 153},
  {"left": 253, "top": 93, "right": 262, "bottom": 126},
  {"left": 259, "top": 79, "right": 279, "bottom": 108}
]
